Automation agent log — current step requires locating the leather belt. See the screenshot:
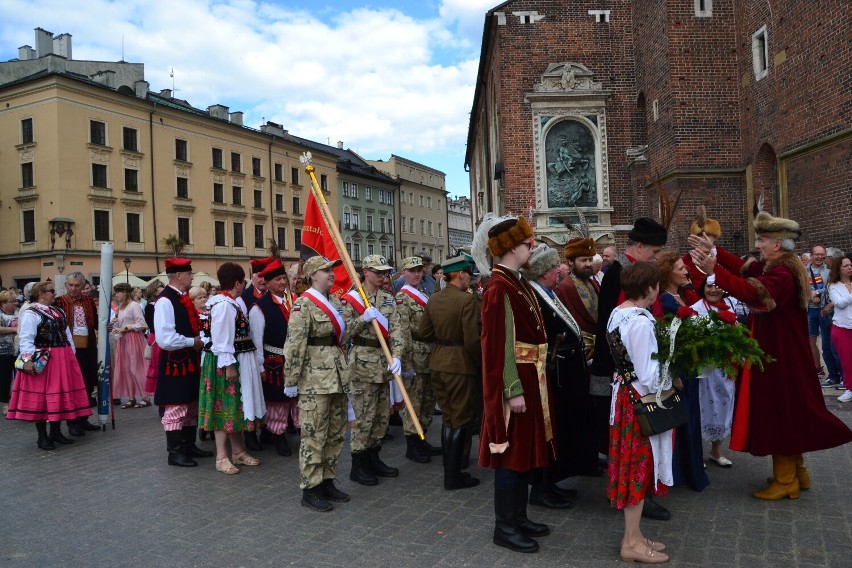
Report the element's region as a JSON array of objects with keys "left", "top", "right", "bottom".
[
  {"left": 410, "top": 332, "right": 424, "bottom": 342},
  {"left": 307, "top": 336, "right": 337, "bottom": 347},
  {"left": 352, "top": 336, "right": 381, "bottom": 348}
]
